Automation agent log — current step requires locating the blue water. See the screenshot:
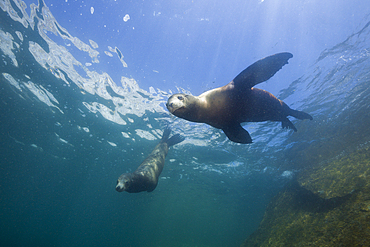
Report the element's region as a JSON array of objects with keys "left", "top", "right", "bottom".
[{"left": 1, "top": 0, "right": 370, "bottom": 246}]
